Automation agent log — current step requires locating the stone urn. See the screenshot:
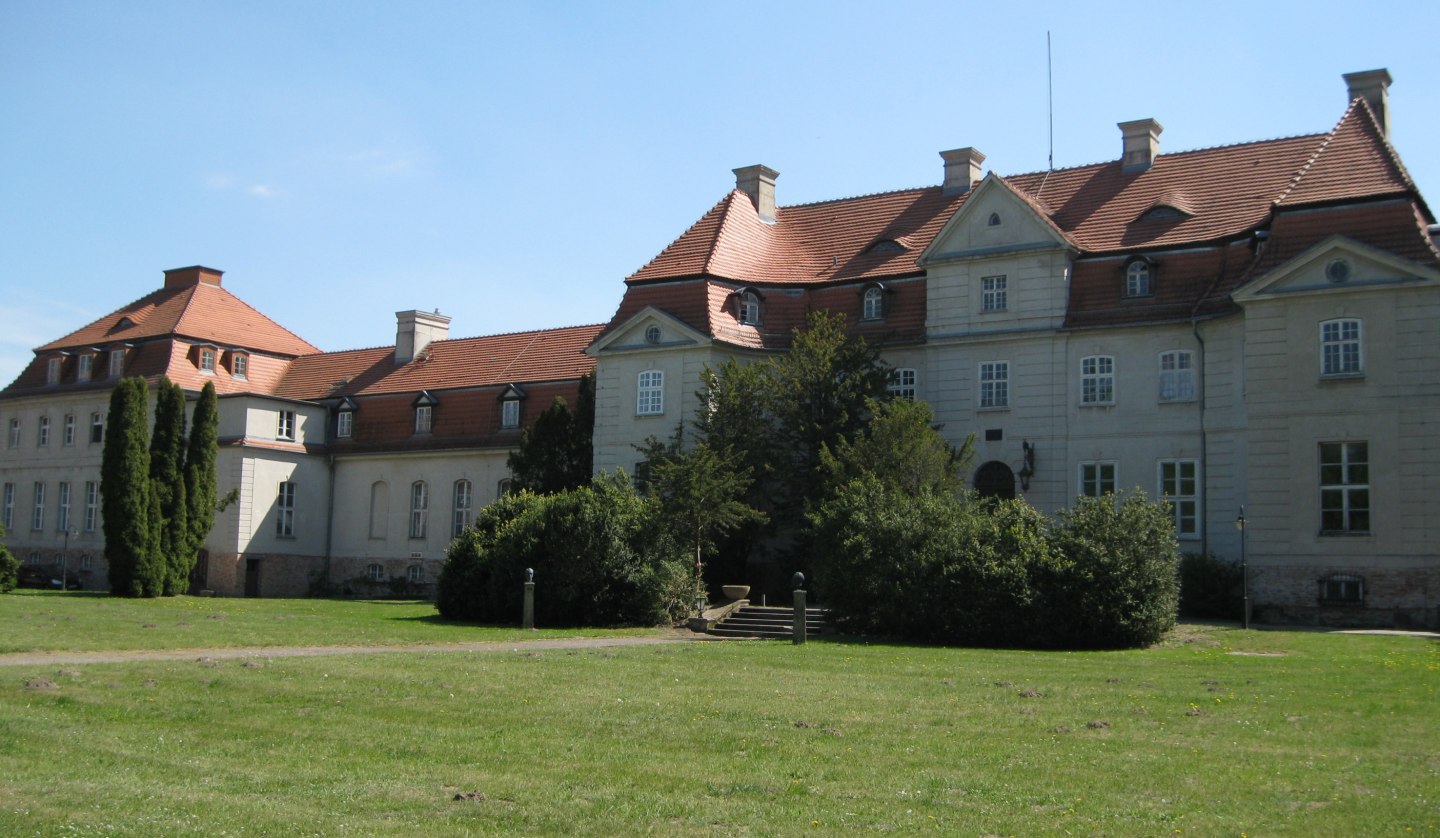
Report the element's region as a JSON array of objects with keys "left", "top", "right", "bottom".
[{"left": 721, "top": 585, "right": 750, "bottom": 601}]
